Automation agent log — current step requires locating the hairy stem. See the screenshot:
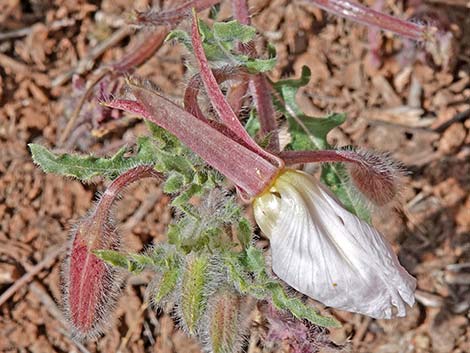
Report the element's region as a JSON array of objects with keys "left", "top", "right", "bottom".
[
  {"left": 97, "top": 165, "right": 162, "bottom": 215},
  {"left": 106, "top": 89, "right": 280, "bottom": 197},
  {"left": 190, "top": 11, "right": 283, "bottom": 168},
  {"left": 135, "top": 0, "right": 220, "bottom": 26},
  {"left": 184, "top": 68, "right": 248, "bottom": 122},
  {"left": 302, "top": 0, "right": 431, "bottom": 41},
  {"left": 232, "top": 0, "right": 280, "bottom": 152}
]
